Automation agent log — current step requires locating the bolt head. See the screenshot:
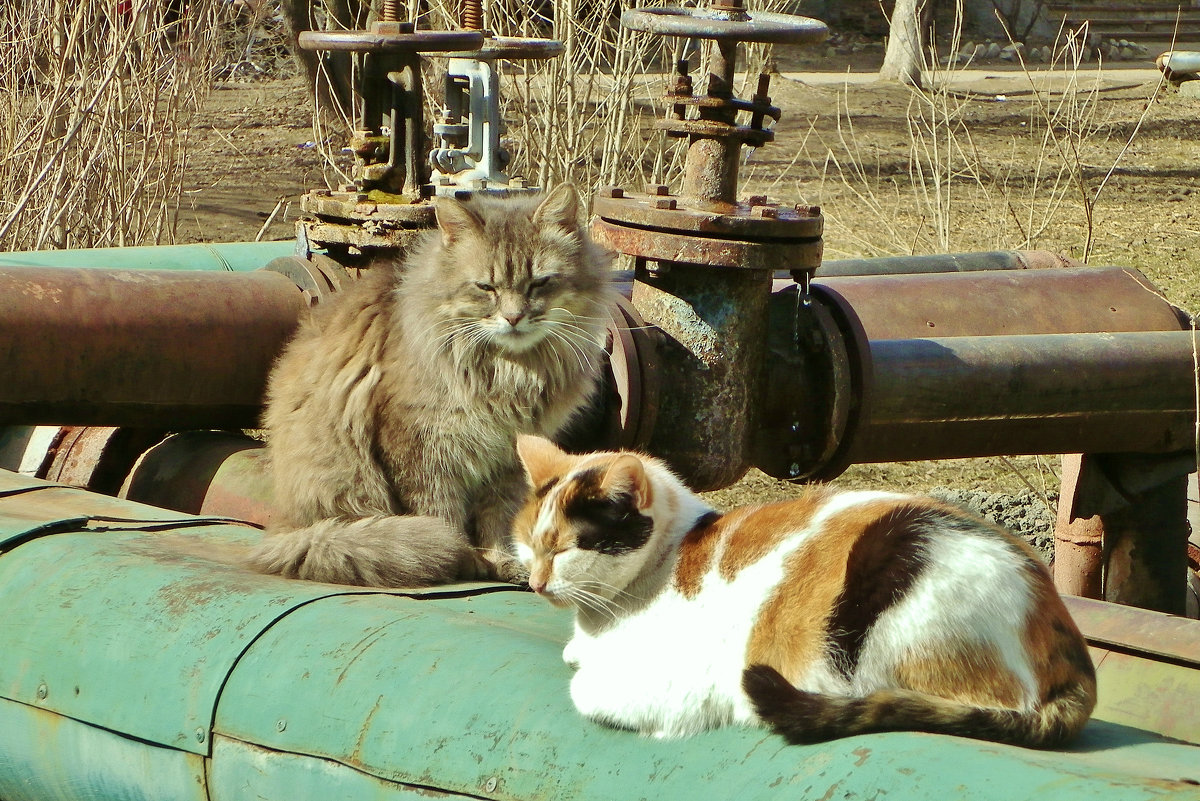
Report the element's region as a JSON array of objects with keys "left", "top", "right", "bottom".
[
  {"left": 645, "top": 183, "right": 671, "bottom": 196},
  {"left": 599, "top": 186, "right": 625, "bottom": 199},
  {"left": 750, "top": 206, "right": 778, "bottom": 218},
  {"left": 653, "top": 197, "right": 678, "bottom": 210}
]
